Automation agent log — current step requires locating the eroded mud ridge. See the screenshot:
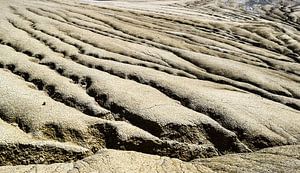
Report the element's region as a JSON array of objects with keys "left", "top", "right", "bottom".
[{"left": 0, "top": 0, "right": 299, "bottom": 172}]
